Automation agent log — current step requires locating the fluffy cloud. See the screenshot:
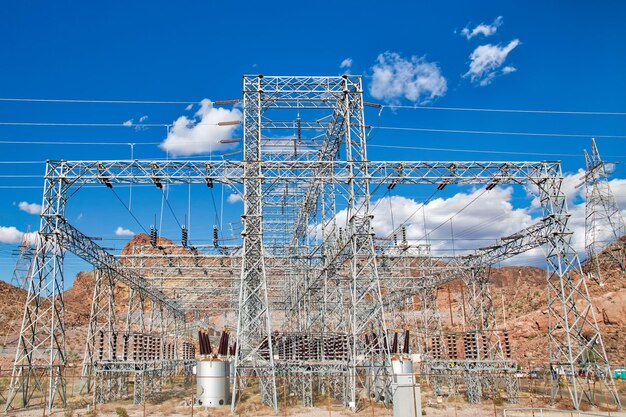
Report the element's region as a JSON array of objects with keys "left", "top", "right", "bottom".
[
  {"left": 461, "top": 16, "right": 503, "bottom": 40},
  {"left": 115, "top": 226, "right": 135, "bottom": 236},
  {"left": 314, "top": 174, "right": 626, "bottom": 266},
  {"left": 227, "top": 193, "right": 243, "bottom": 204},
  {"left": 160, "top": 99, "right": 243, "bottom": 157},
  {"left": 370, "top": 52, "right": 447, "bottom": 104},
  {"left": 465, "top": 39, "right": 520, "bottom": 86},
  {"left": 18, "top": 201, "right": 42, "bottom": 215},
  {"left": 0, "top": 226, "right": 37, "bottom": 245},
  {"left": 340, "top": 57, "right": 353, "bottom": 70},
  {"left": 323, "top": 187, "right": 533, "bottom": 259}
]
